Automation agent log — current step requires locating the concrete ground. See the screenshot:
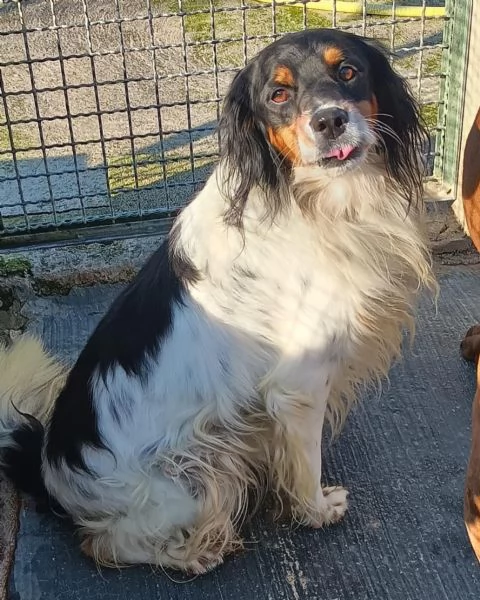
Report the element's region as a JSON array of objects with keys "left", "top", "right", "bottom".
[{"left": 1, "top": 248, "right": 479, "bottom": 599}]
